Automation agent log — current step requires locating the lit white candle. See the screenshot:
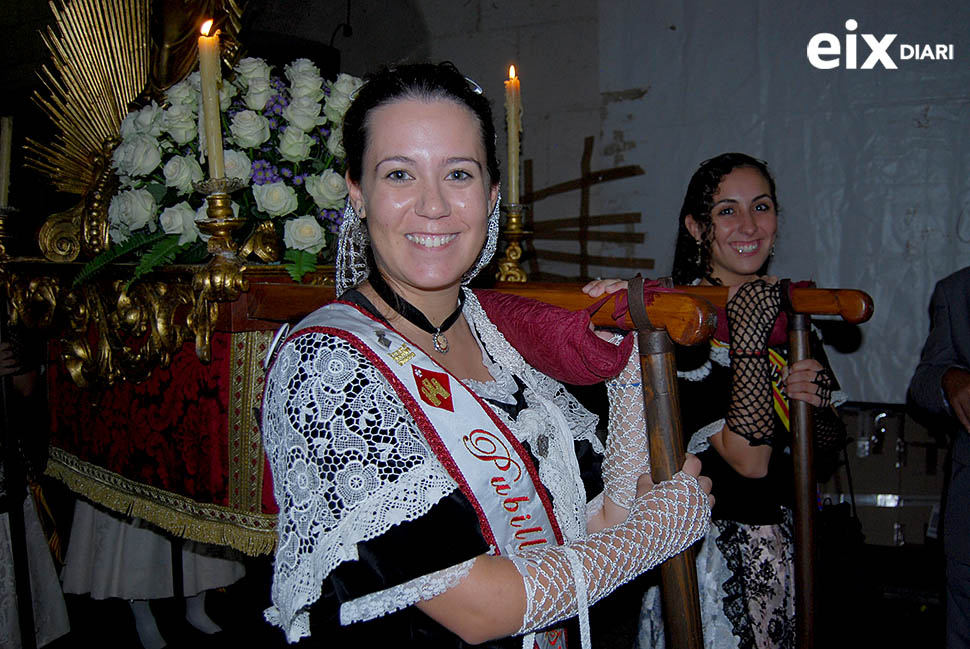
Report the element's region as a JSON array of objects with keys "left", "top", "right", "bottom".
[
  {"left": 504, "top": 65, "right": 522, "bottom": 204},
  {"left": 198, "top": 20, "right": 225, "bottom": 179},
  {"left": 0, "top": 116, "right": 11, "bottom": 208}
]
